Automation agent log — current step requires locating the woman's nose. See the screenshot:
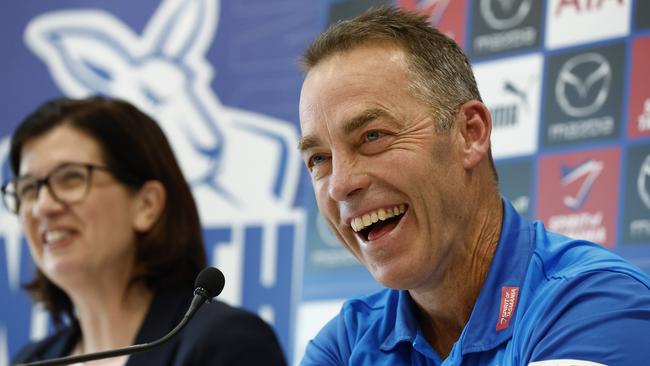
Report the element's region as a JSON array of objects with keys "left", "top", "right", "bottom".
[{"left": 30, "top": 185, "right": 64, "bottom": 217}]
